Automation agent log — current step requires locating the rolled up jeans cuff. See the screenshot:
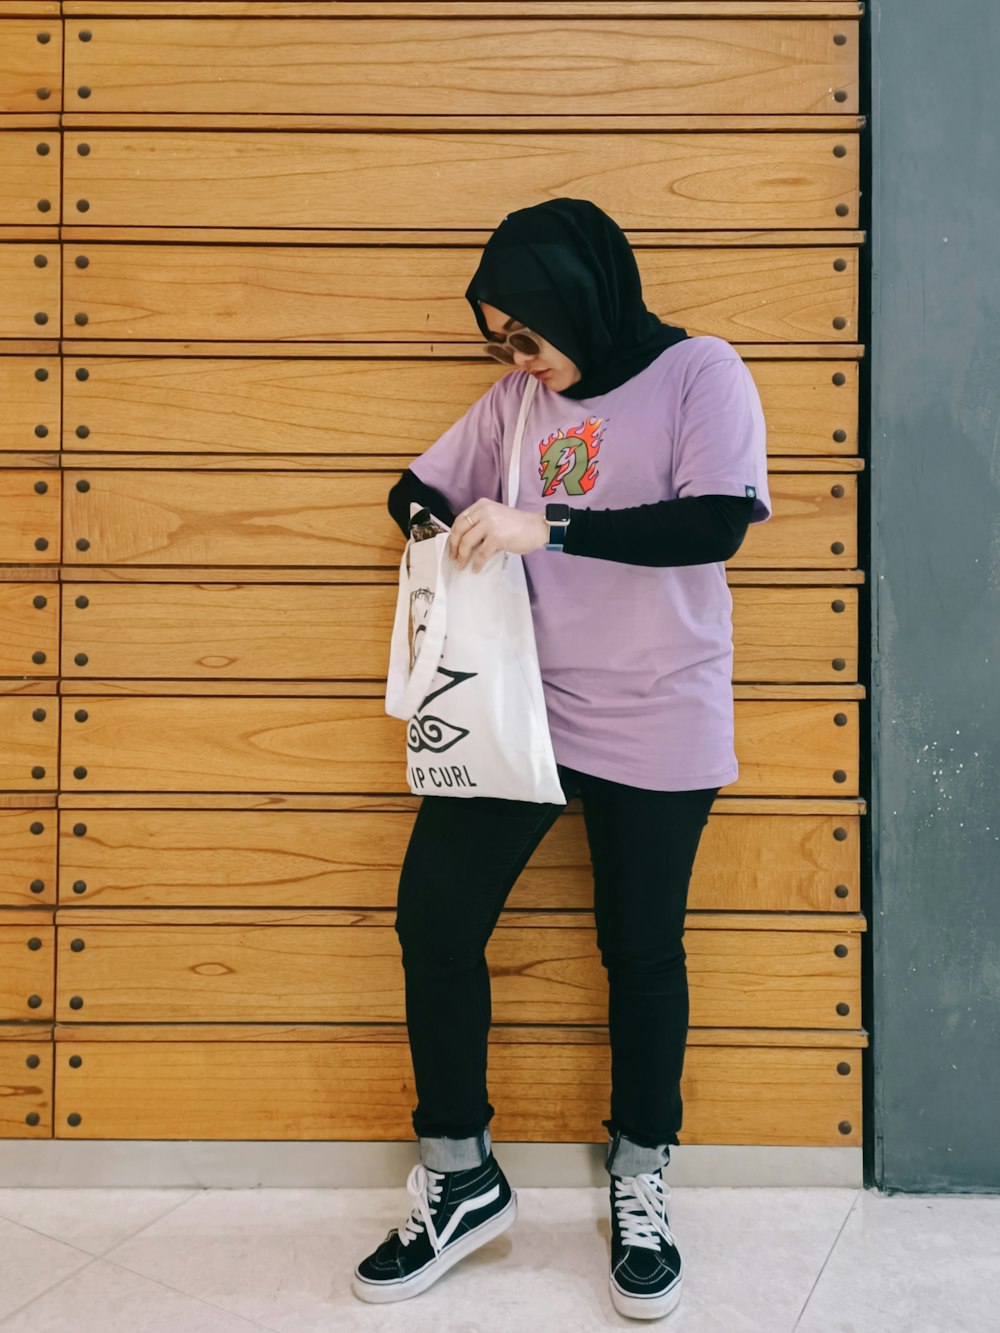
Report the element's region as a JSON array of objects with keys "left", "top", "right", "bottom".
[
  {"left": 419, "top": 1125, "right": 493, "bottom": 1173},
  {"left": 605, "top": 1130, "right": 671, "bottom": 1178}
]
